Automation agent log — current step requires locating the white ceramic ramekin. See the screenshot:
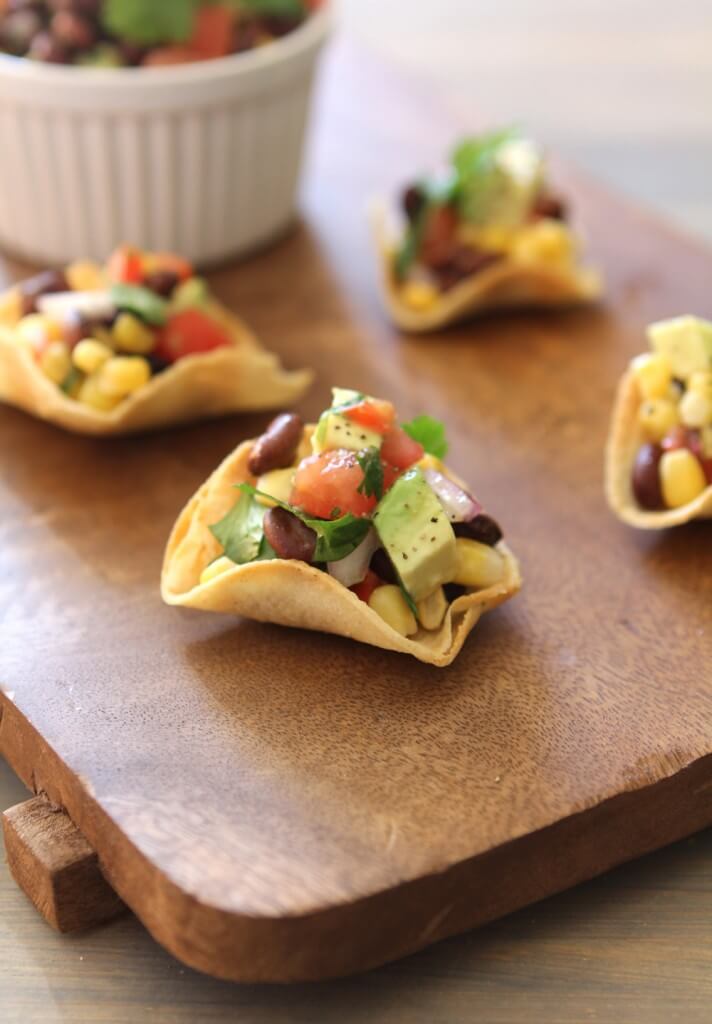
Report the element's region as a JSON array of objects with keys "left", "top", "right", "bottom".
[{"left": 0, "top": 9, "right": 330, "bottom": 267}]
